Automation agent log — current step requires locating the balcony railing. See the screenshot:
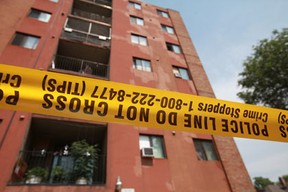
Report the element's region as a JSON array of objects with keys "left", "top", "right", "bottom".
[
  {"left": 10, "top": 150, "right": 106, "bottom": 185},
  {"left": 72, "top": 9, "right": 111, "bottom": 24},
  {"left": 51, "top": 55, "right": 109, "bottom": 79},
  {"left": 85, "top": 0, "right": 112, "bottom": 6},
  {"left": 62, "top": 29, "right": 110, "bottom": 47}
]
